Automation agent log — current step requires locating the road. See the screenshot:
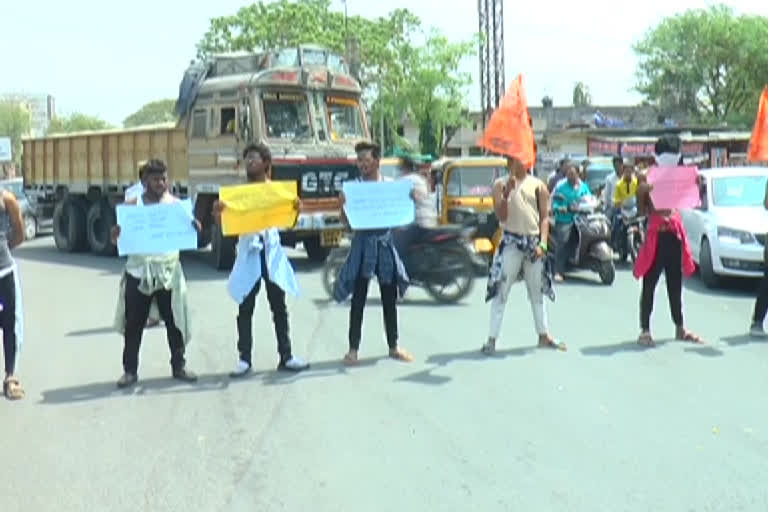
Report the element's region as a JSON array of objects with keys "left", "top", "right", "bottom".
[{"left": 2, "top": 236, "right": 768, "bottom": 512}]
